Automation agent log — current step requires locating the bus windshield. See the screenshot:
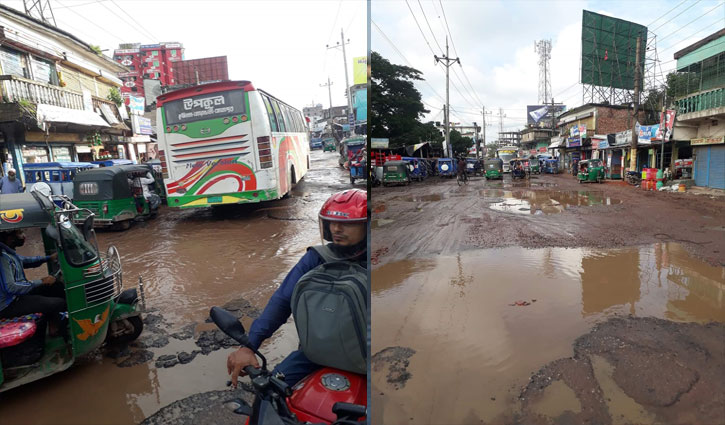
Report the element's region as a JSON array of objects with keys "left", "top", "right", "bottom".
[{"left": 163, "top": 90, "right": 246, "bottom": 126}]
